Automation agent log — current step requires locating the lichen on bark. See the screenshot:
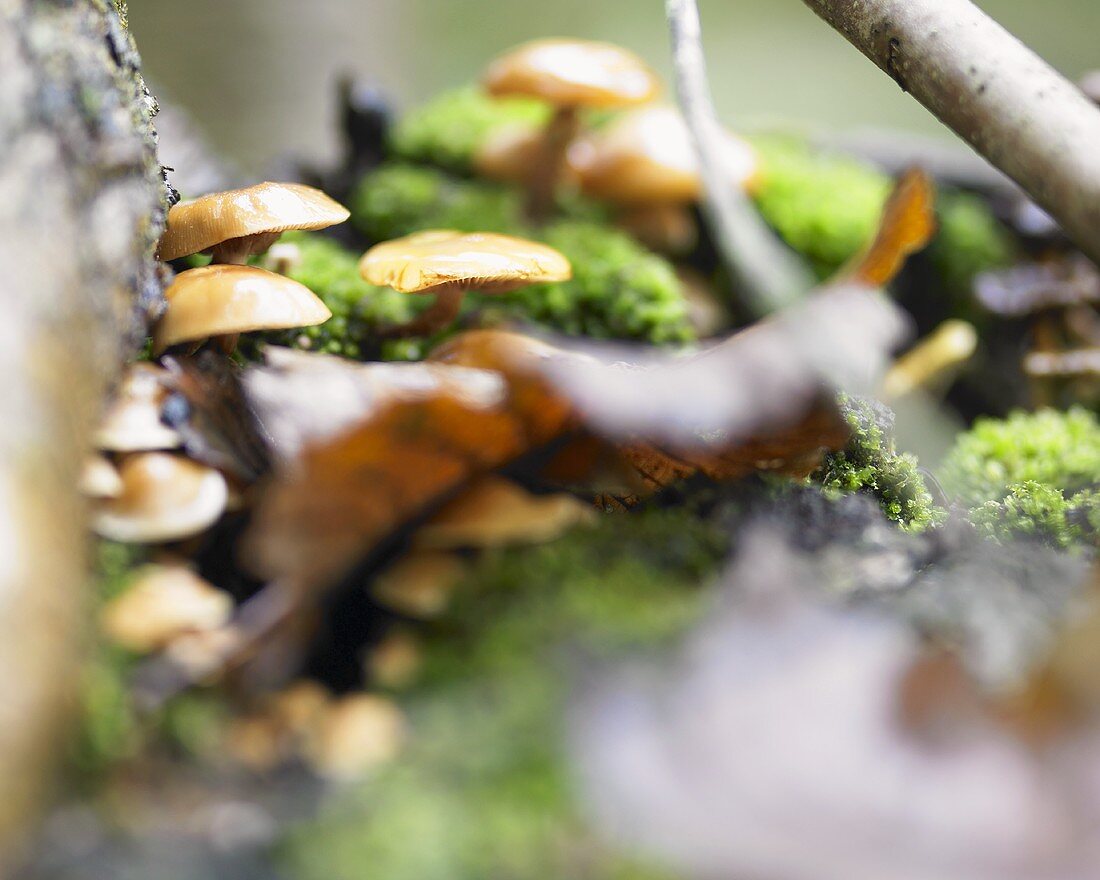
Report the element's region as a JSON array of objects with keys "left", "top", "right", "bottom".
[{"left": 0, "top": 0, "right": 169, "bottom": 863}]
